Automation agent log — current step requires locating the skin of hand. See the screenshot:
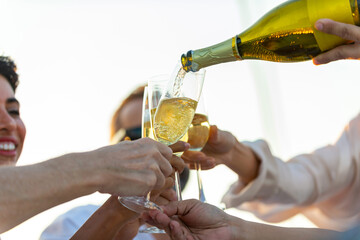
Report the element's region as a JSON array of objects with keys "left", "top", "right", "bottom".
[
  {"left": 71, "top": 196, "right": 139, "bottom": 240},
  {"left": 73, "top": 141, "right": 188, "bottom": 240},
  {"left": 142, "top": 199, "right": 232, "bottom": 240},
  {"left": 182, "top": 125, "right": 260, "bottom": 184},
  {"left": 152, "top": 141, "right": 188, "bottom": 205},
  {"left": 142, "top": 200, "right": 342, "bottom": 240},
  {"left": 313, "top": 18, "right": 360, "bottom": 65},
  {"left": 92, "top": 137, "right": 175, "bottom": 197},
  {"left": 0, "top": 138, "right": 173, "bottom": 234},
  {"left": 121, "top": 149, "right": 186, "bottom": 238}
]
